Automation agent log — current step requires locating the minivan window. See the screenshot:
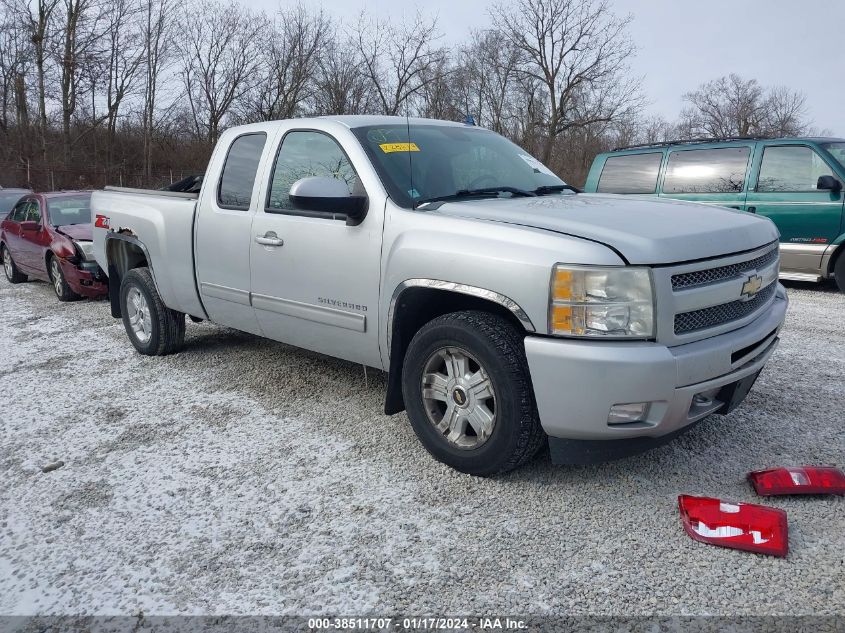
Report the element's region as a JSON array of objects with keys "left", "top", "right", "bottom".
[
  {"left": 757, "top": 145, "right": 835, "bottom": 192},
  {"left": 663, "top": 147, "right": 750, "bottom": 193},
  {"left": 267, "top": 130, "right": 361, "bottom": 212},
  {"left": 596, "top": 153, "right": 662, "bottom": 194},
  {"left": 217, "top": 133, "right": 267, "bottom": 210}
]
